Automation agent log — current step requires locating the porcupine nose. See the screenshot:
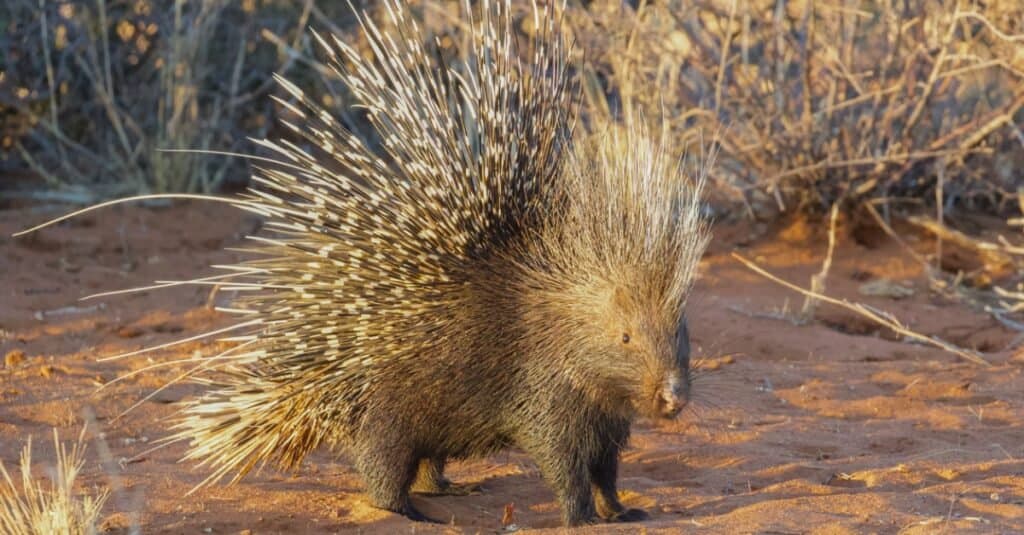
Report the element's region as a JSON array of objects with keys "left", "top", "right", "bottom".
[{"left": 657, "top": 375, "right": 688, "bottom": 418}]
